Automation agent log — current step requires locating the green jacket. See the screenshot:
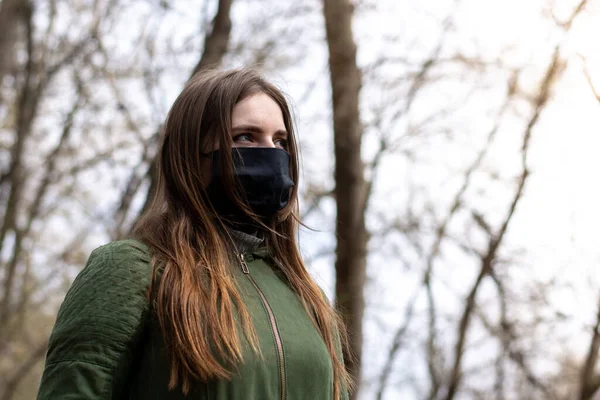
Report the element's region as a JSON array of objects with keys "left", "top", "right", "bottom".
[{"left": 37, "top": 239, "right": 347, "bottom": 400}]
